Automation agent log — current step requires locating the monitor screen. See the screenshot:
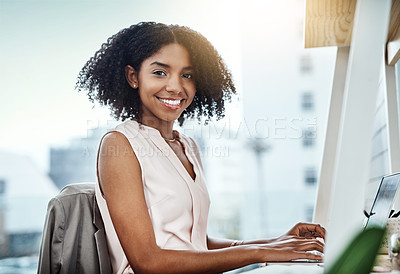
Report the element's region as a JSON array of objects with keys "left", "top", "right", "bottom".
[{"left": 365, "top": 173, "right": 400, "bottom": 228}]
